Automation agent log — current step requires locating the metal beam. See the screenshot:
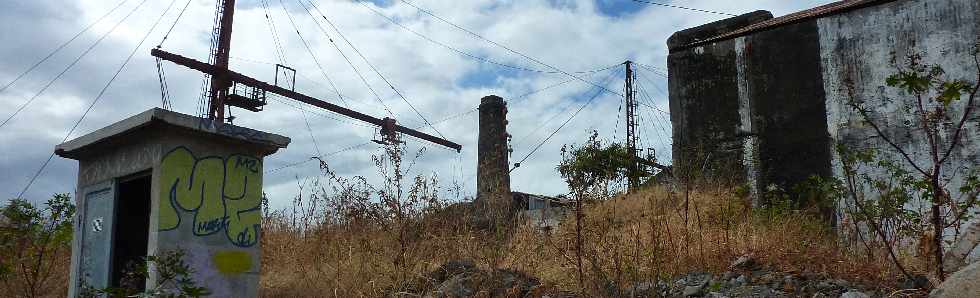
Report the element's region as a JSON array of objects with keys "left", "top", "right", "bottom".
[{"left": 151, "top": 48, "right": 462, "bottom": 152}]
